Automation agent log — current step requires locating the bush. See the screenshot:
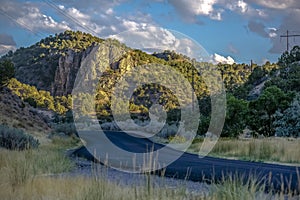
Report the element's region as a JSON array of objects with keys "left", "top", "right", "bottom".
[
  {"left": 0, "top": 125, "right": 39, "bottom": 150},
  {"left": 52, "top": 122, "right": 78, "bottom": 137}
]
